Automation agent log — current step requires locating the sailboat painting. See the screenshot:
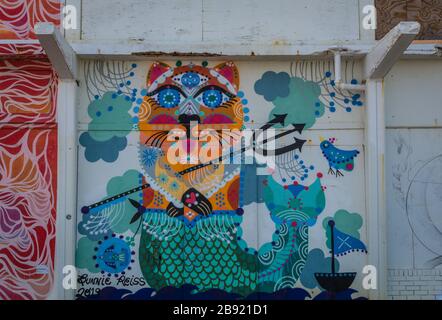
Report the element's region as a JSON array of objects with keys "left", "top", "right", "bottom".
[{"left": 315, "top": 219, "right": 368, "bottom": 297}]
